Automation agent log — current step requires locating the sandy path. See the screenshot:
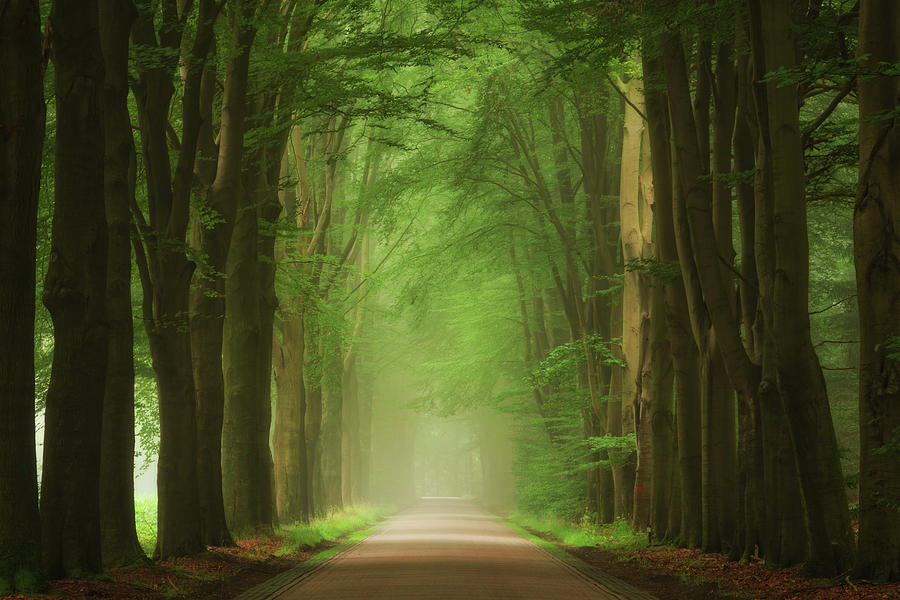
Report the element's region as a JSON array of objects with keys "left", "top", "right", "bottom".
[{"left": 268, "top": 497, "right": 653, "bottom": 600}]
